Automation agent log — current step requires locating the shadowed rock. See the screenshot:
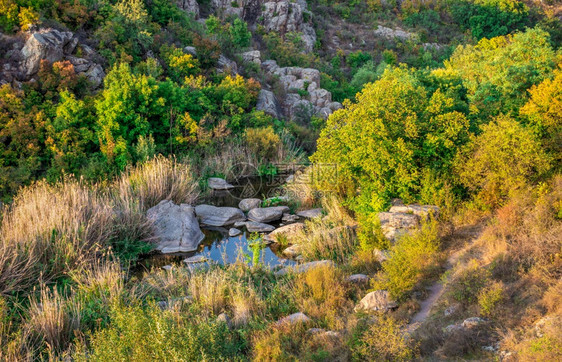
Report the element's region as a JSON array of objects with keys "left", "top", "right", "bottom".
[{"left": 147, "top": 200, "right": 205, "bottom": 254}]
